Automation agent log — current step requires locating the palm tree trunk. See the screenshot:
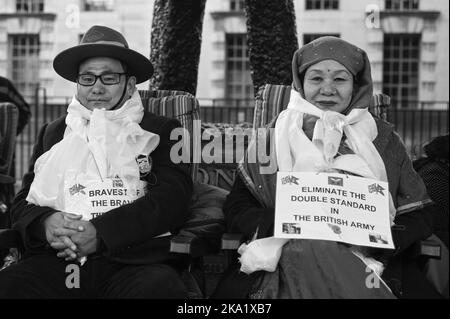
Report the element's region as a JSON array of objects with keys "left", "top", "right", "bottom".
[
  {"left": 150, "top": 0, "right": 207, "bottom": 95},
  {"left": 244, "top": 0, "right": 299, "bottom": 94}
]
